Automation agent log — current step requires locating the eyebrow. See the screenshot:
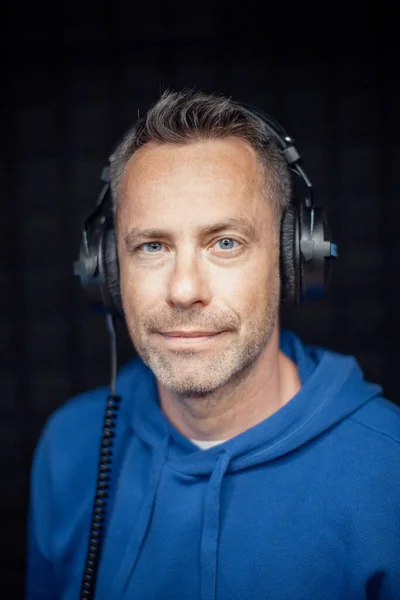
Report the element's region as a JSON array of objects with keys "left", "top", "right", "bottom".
[{"left": 123, "top": 217, "right": 258, "bottom": 251}]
